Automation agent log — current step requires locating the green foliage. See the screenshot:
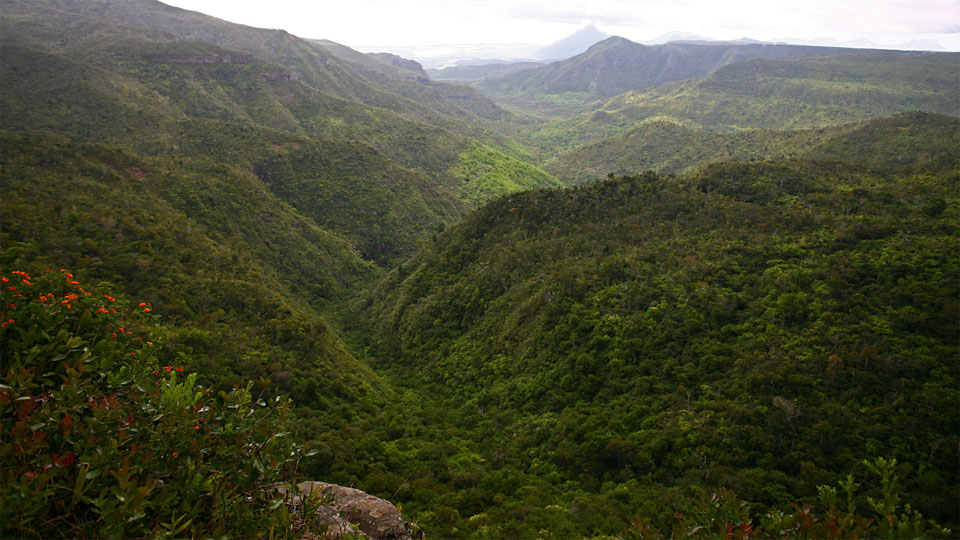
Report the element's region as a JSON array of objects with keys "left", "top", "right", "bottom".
[
  {"left": 2, "top": 2, "right": 959, "bottom": 538},
  {"left": 453, "top": 142, "right": 563, "bottom": 205},
  {"left": 0, "top": 267, "right": 305, "bottom": 539},
  {"left": 528, "top": 53, "right": 959, "bottom": 155},
  {"left": 0, "top": 131, "right": 388, "bottom": 424},
  {"left": 619, "top": 459, "right": 950, "bottom": 538},
  {"left": 365, "top": 160, "right": 959, "bottom": 537},
  {"left": 544, "top": 112, "right": 960, "bottom": 184}
]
